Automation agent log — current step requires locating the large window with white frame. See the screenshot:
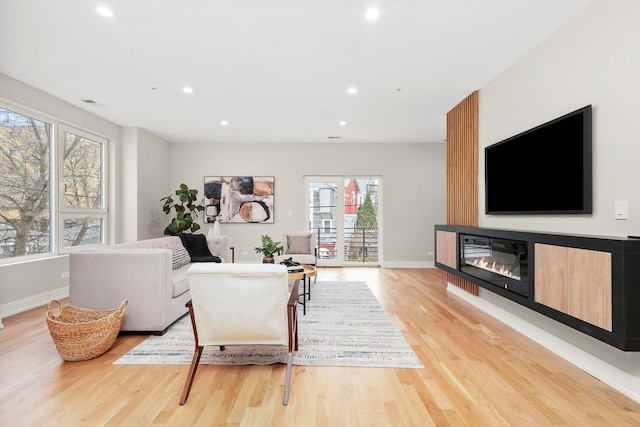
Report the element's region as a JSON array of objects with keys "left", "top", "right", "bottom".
[
  {"left": 59, "top": 125, "right": 107, "bottom": 249},
  {"left": 0, "top": 104, "right": 109, "bottom": 261}
]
